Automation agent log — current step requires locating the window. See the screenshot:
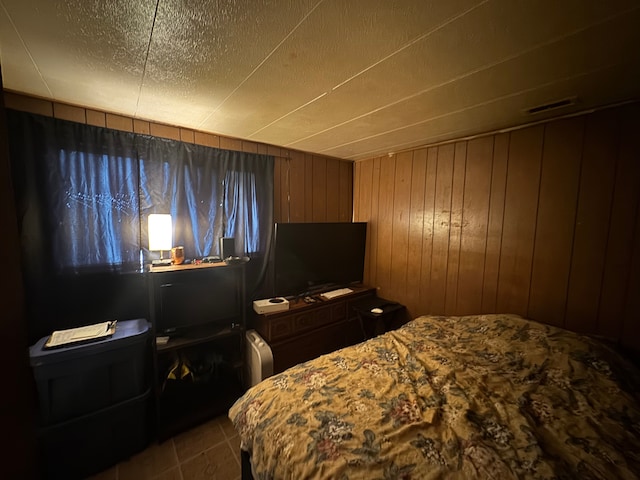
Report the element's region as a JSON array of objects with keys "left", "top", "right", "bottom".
[
  {"left": 9, "top": 111, "right": 274, "bottom": 274},
  {"left": 55, "top": 148, "right": 141, "bottom": 269}
]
